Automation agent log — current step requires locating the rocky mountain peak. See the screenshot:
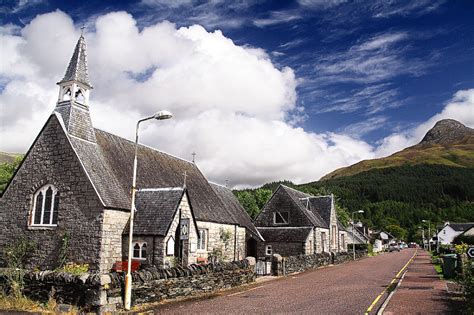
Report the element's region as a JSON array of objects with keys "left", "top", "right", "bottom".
[{"left": 419, "top": 119, "right": 474, "bottom": 146}]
